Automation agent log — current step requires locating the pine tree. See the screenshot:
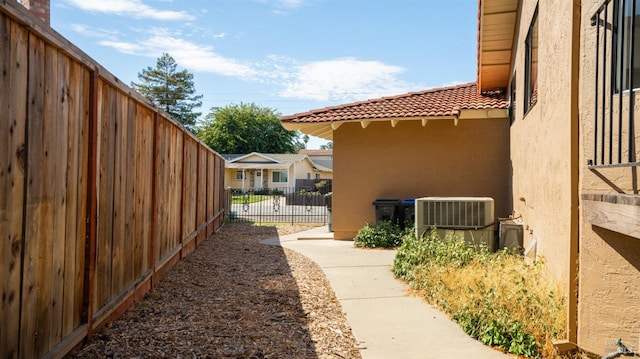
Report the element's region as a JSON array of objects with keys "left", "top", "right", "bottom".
[{"left": 131, "top": 53, "right": 203, "bottom": 131}]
